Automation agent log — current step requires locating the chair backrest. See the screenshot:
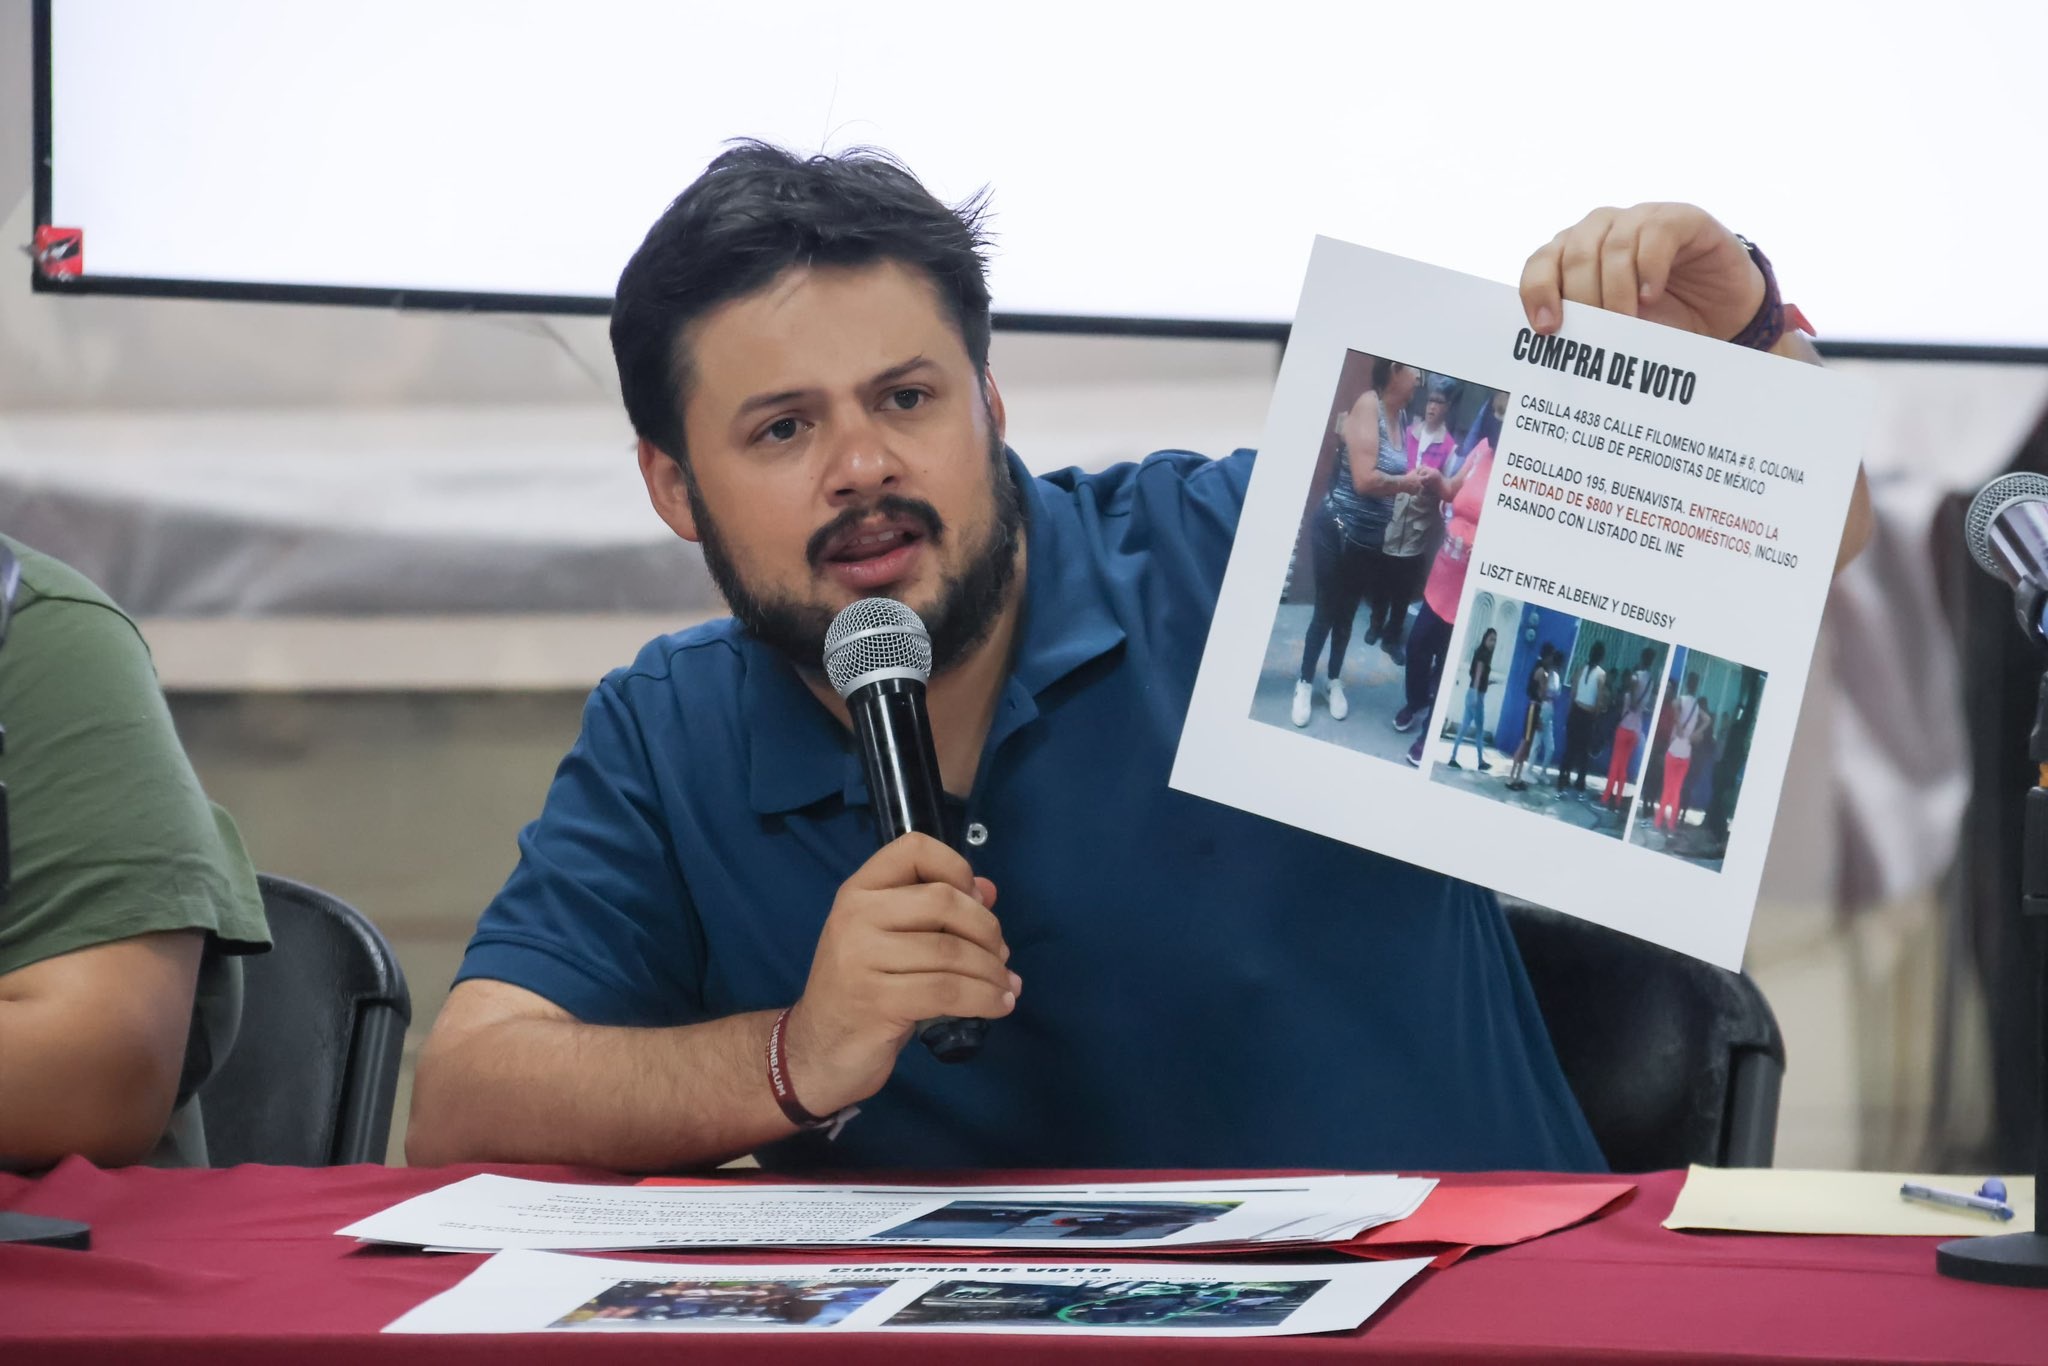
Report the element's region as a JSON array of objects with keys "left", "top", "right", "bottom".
[
  {"left": 1503, "top": 899, "right": 1785, "bottom": 1170},
  {"left": 201, "top": 874, "right": 411, "bottom": 1166}
]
